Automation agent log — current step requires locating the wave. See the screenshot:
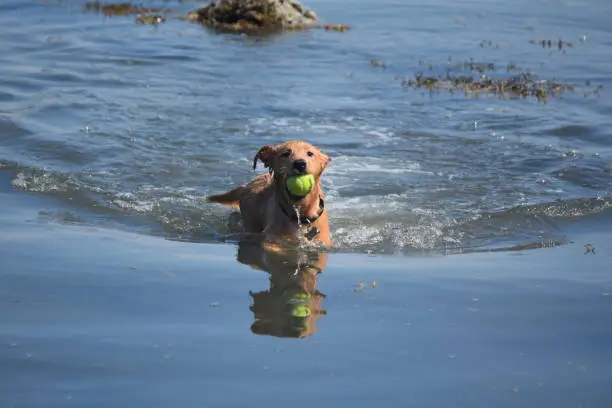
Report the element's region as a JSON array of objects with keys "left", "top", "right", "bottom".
[{"left": 4, "top": 162, "right": 611, "bottom": 255}]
